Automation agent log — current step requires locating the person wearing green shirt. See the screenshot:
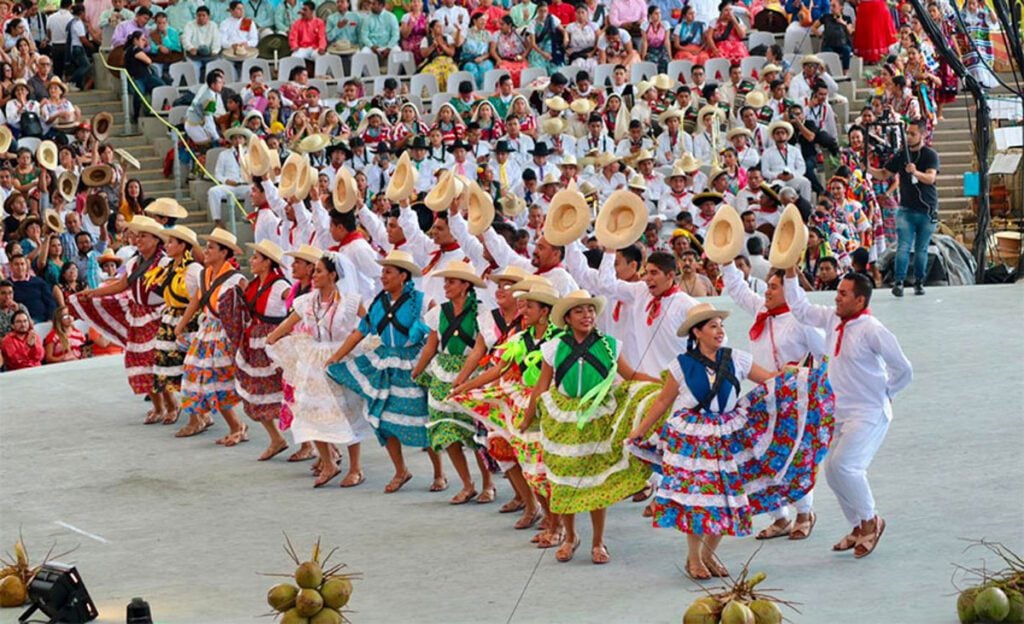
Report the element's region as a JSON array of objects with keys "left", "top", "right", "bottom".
[
  {"left": 325, "top": 0, "right": 360, "bottom": 46},
  {"left": 509, "top": 0, "right": 536, "bottom": 29},
  {"left": 243, "top": 0, "right": 276, "bottom": 32},
  {"left": 203, "top": 0, "right": 230, "bottom": 24},
  {"left": 273, "top": 0, "right": 302, "bottom": 34},
  {"left": 163, "top": 0, "right": 196, "bottom": 32},
  {"left": 357, "top": 0, "right": 399, "bottom": 60}
]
